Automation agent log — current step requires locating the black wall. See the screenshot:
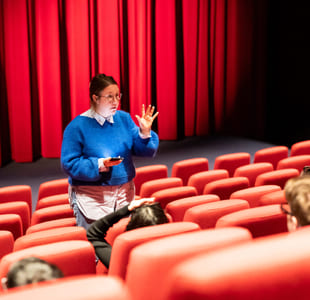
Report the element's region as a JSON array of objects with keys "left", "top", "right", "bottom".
[{"left": 266, "top": 1, "right": 310, "bottom": 146}]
